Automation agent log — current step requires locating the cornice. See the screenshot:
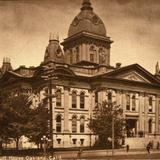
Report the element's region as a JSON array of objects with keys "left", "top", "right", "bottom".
[{"left": 61, "top": 31, "right": 113, "bottom": 49}]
